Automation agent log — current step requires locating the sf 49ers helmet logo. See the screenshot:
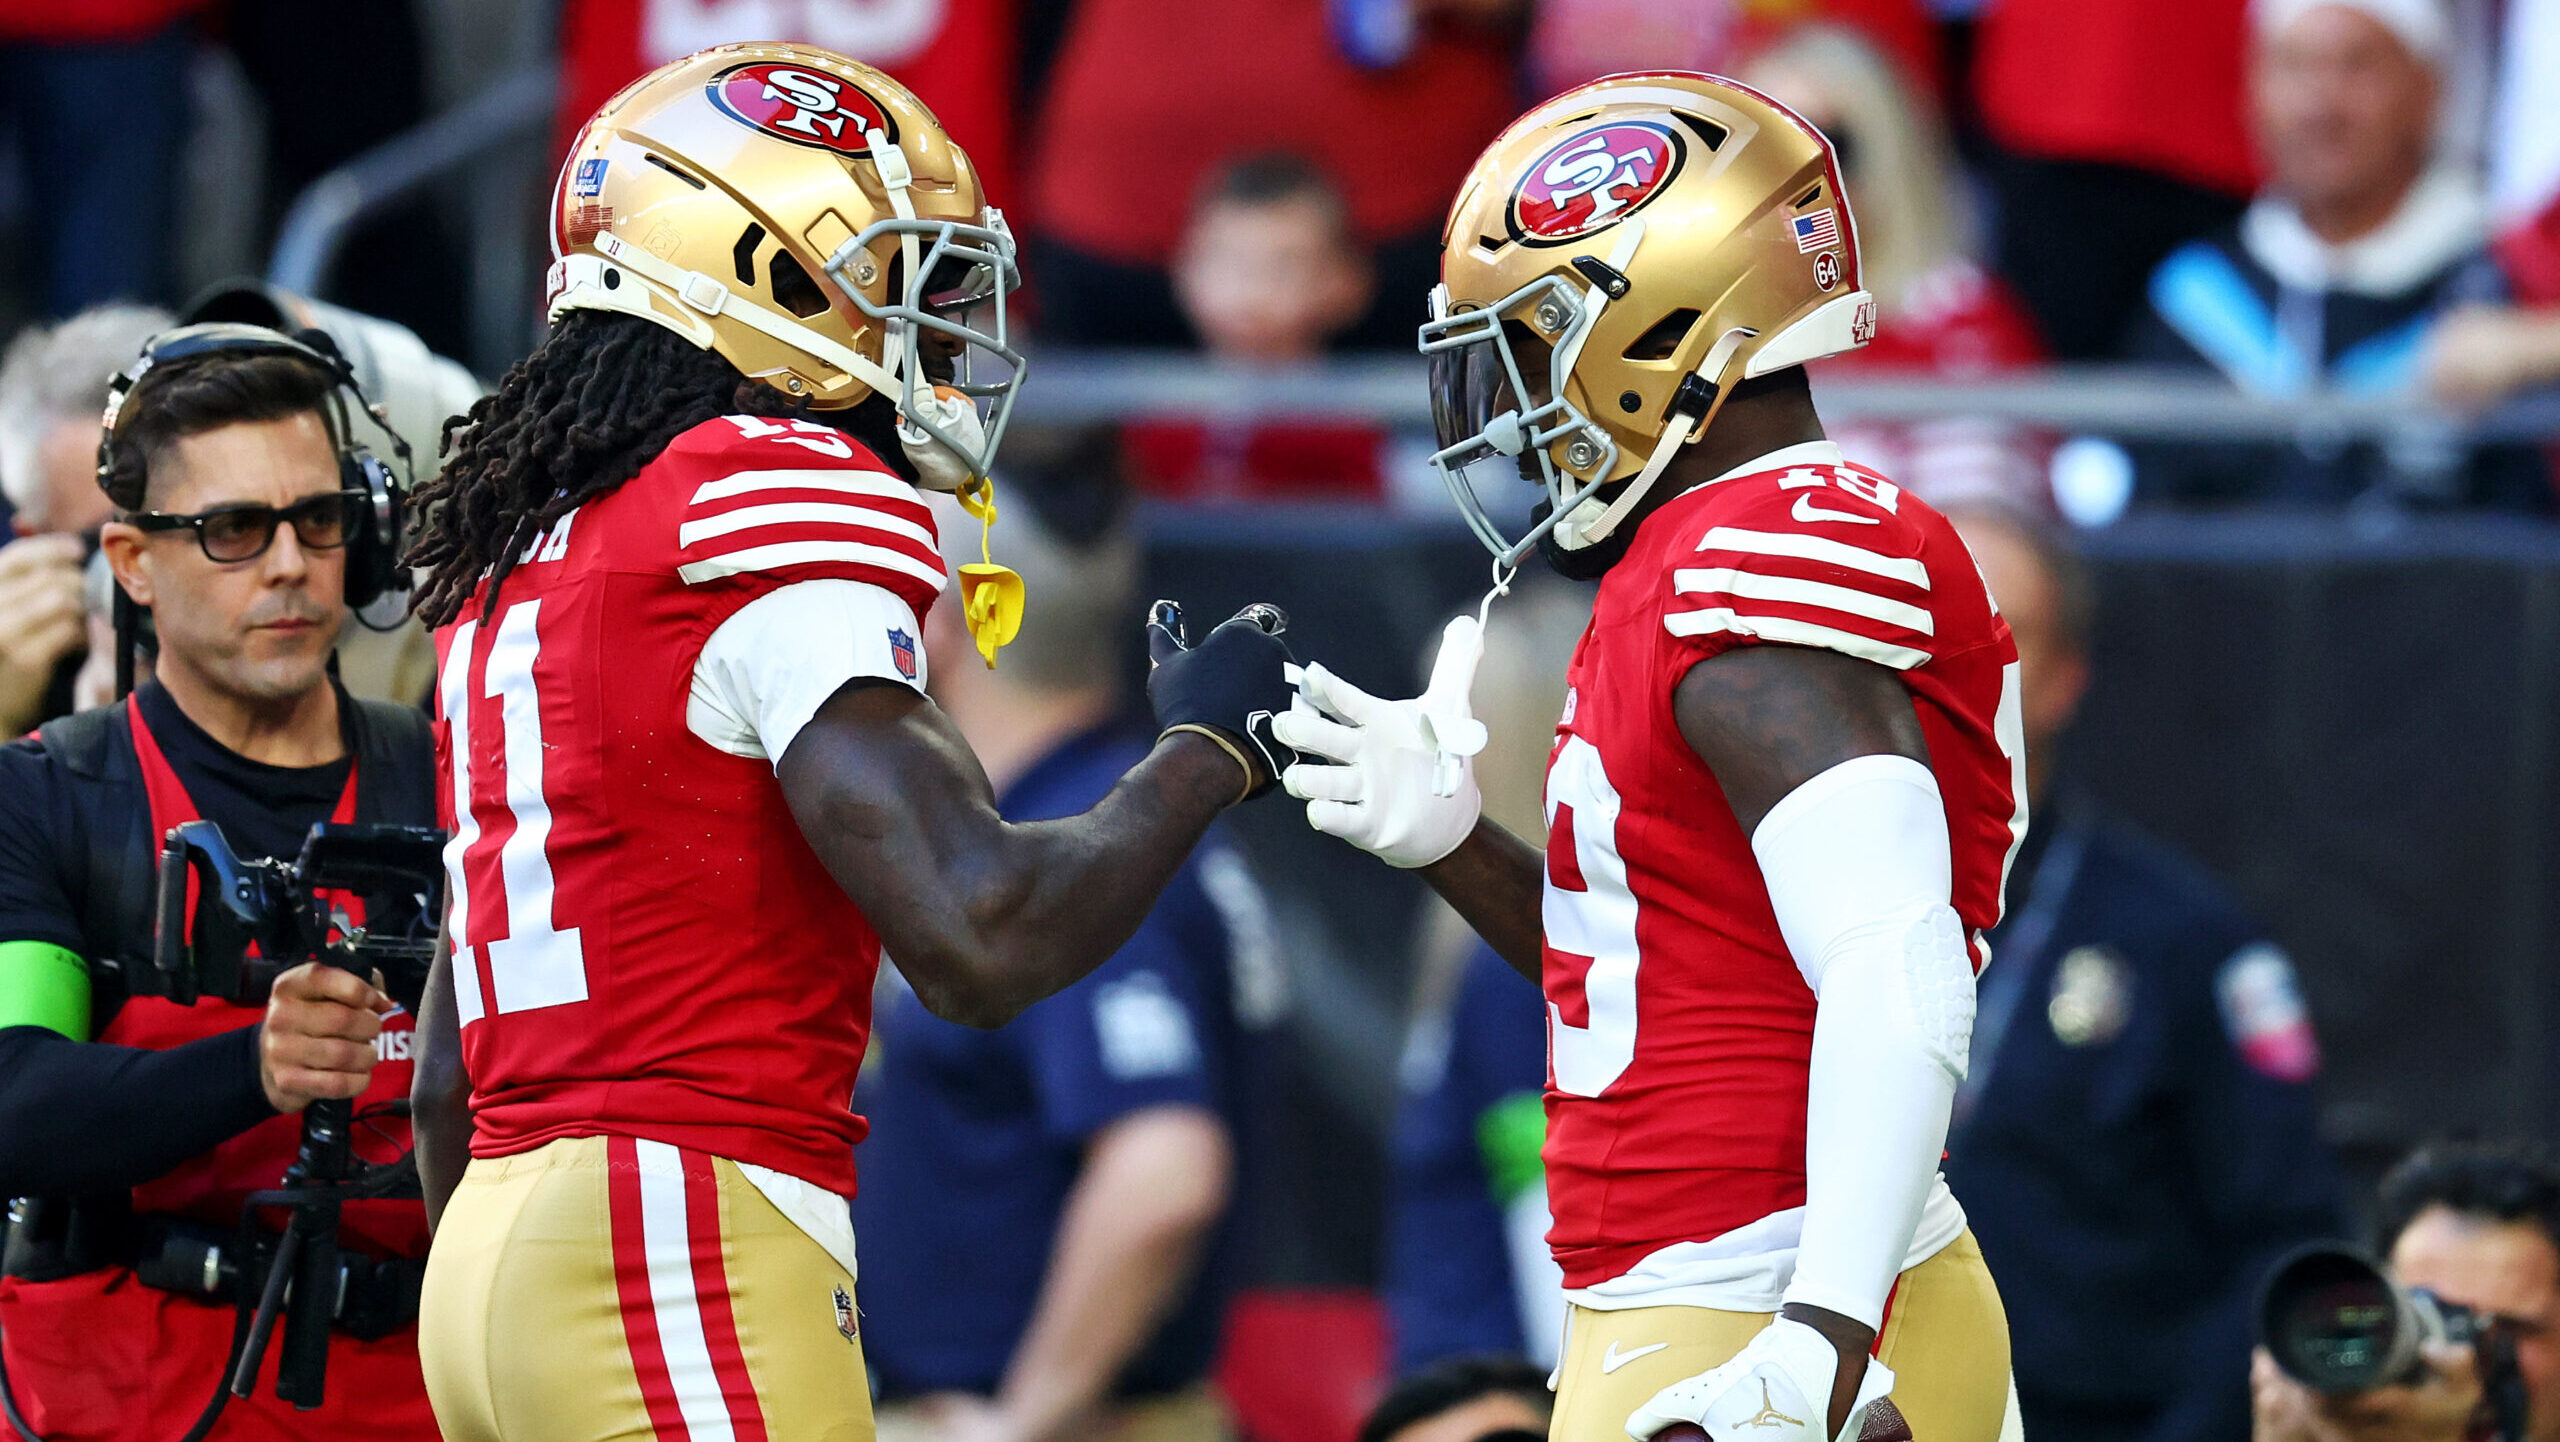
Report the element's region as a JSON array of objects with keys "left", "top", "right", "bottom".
[
  {"left": 708, "top": 61, "right": 896, "bottom": 155},
  {"left": 1510, "top": 122, "right": 1684, "bottom": 246}
]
